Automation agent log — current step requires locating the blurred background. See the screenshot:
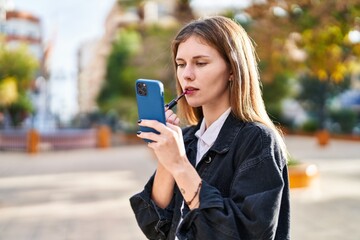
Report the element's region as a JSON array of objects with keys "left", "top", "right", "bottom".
[
  {"left": 0, "top": 0, "right": 360, "bottom": 135},
  {"left": 0, "top": 0, "right": 359, "bottom": 239}
]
